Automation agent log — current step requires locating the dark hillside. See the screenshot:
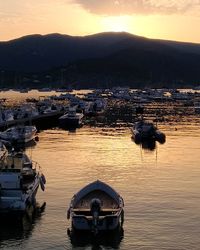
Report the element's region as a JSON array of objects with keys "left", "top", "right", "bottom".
[{"left": 0, "top": 32, "right": 200, "bottom": 88}]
